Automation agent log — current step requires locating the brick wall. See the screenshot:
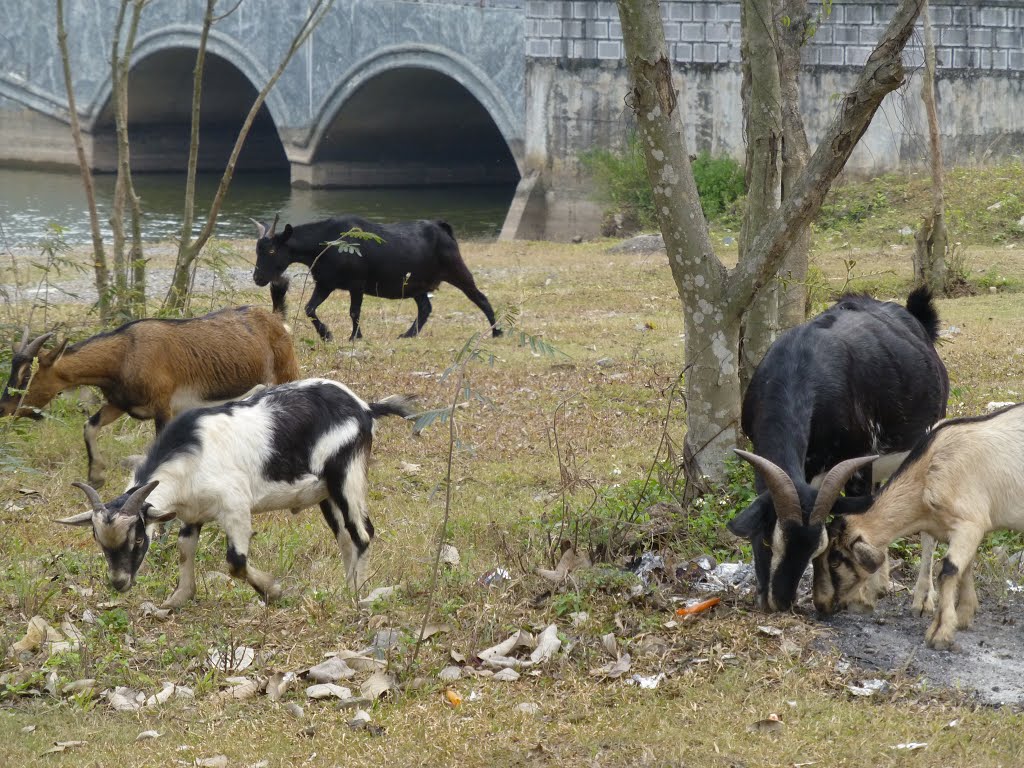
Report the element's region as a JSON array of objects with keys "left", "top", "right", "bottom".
[{"left": 526, "top": 1, "right": 1024, "bottom": 71}]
